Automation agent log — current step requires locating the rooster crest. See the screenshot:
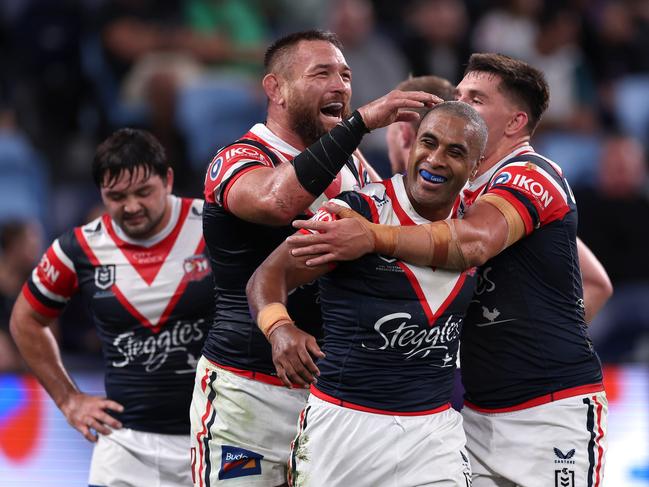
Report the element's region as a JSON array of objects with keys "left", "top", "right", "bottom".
[{"left": 482, "top": 306, "right": 500, "bottom": 322}]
